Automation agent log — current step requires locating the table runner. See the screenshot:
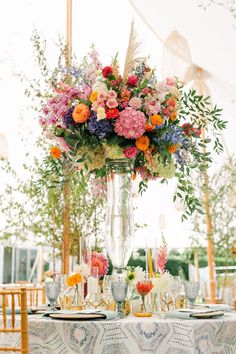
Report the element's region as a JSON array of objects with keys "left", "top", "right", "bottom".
[{"left": 1, "top": 313, "right": 236, "bottom": 353}]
